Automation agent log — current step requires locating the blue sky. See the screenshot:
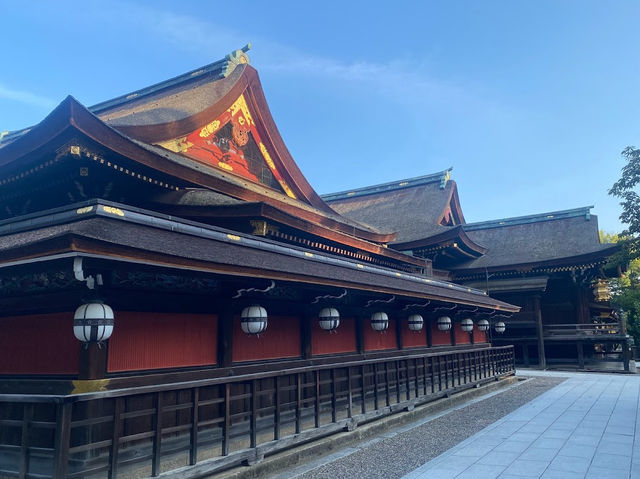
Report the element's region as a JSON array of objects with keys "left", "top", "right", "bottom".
[{"left": 1, "top": 1, "right": 638, "bottom": 233}]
